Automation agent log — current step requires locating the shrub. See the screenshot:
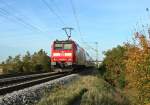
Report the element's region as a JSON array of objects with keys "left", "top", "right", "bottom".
[
  {"left": 124, "top": 33, "right": 150, "bottom": 105},
  {"left": 2, "top": 49, "right": 51, "bottom": 74},
  {"left": 100, "top": 32, "right": 150, "bottom": 105},
  {"left": 99, "top": 45, "right": 126, "bottom": 88}
]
